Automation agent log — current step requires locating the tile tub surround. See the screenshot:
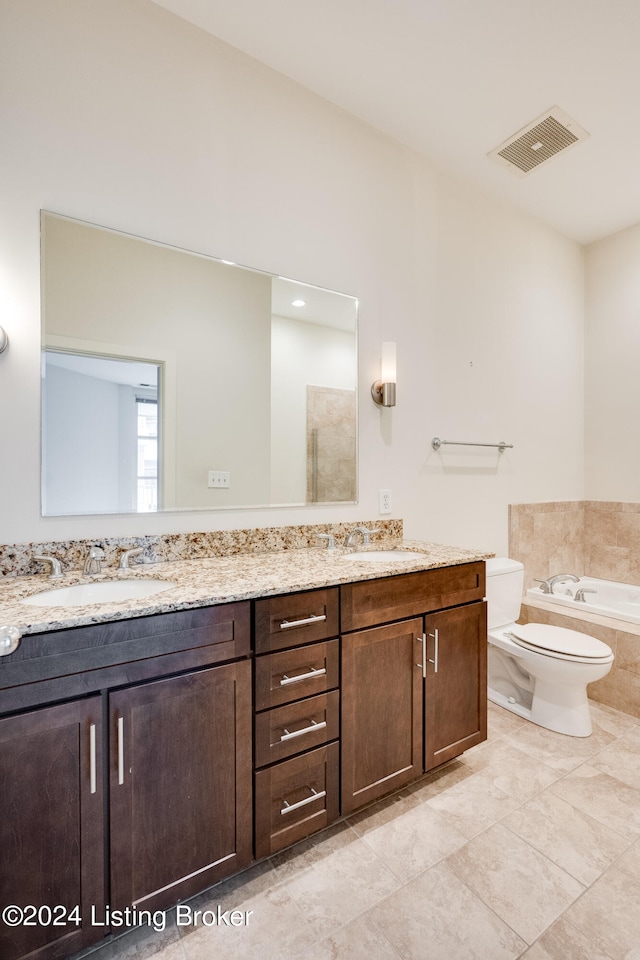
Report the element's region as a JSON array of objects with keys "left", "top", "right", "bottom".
[
  {"left": 0, "top": 536, "right": 492, "bottom": 636},
  {"left": 65, "top": 700, "right": 640, "bottom": 960},
  {"left": 509, "top": 499, "right": 640, "bottom": 587},
  {"left": 0, "top": 519, "right": 404, "bottom": 579}
]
